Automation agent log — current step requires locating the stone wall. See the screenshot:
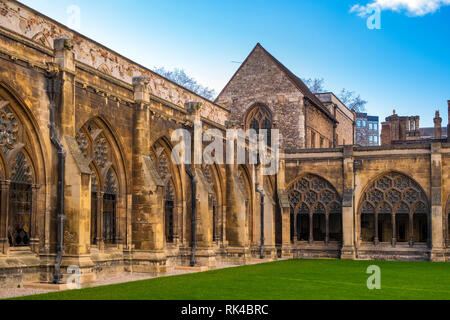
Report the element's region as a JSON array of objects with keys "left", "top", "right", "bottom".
[
  {"left": 0, "top": 0, "right": 229, "bottom": 126},
  {"left": 216, "top": 44, "right": 307, "bottom": 149}
]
